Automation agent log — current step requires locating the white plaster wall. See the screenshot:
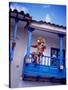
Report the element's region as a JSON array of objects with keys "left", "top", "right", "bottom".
[{"left": 10, "top": 27, "right": 66, "bottom": 88}]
